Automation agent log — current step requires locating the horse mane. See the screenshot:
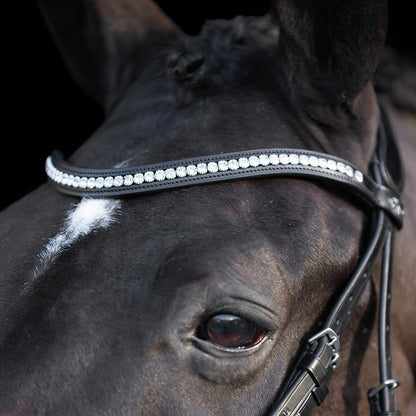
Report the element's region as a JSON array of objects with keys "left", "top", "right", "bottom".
[{"left": 374, "top": 46, "right": 416, "bottom": 114}]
